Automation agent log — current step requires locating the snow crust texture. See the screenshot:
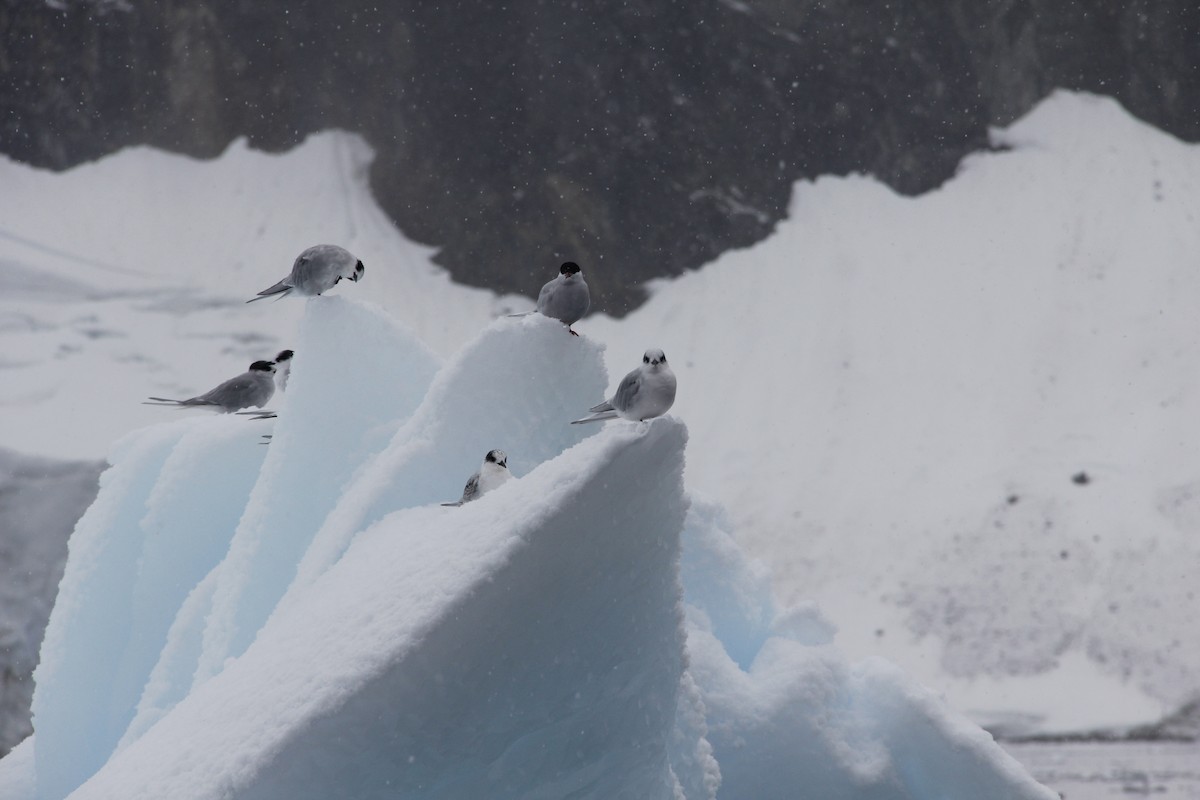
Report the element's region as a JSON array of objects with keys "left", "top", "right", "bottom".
[{"left": 7, "top": 299, "right": 1053, "bottom": 799}]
